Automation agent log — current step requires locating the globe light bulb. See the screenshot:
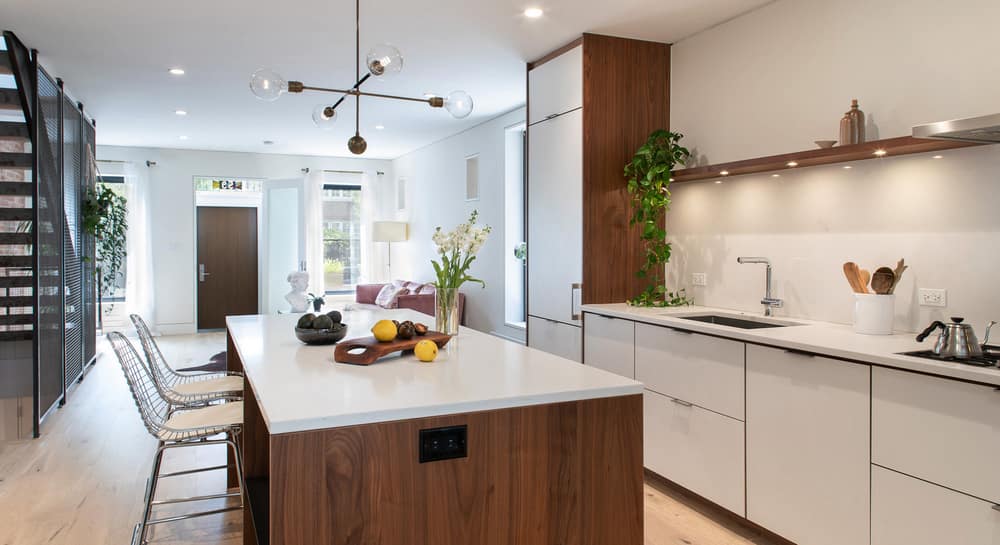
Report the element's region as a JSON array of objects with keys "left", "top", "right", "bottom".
[
  {"left": 366, "top": 44, "right": 404, "bottom": 78},
  {"left": 249, "top": 69, "right": 287, "bottom": 101},
  {"left": 444, "top": 90, "right": 474, "bottom": 119},
  {"left": 312, "top": 105, "right": 338, "bottom": 129}
]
